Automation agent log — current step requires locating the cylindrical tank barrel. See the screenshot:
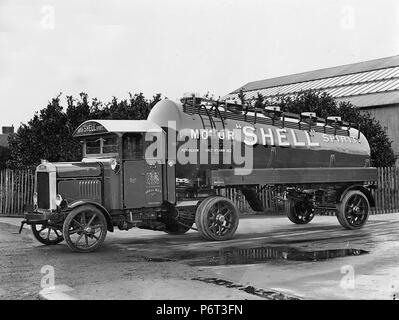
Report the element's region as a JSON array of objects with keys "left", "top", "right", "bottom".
[{"left": 148, "top": 99, "right": 370, "bottom": 169}]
